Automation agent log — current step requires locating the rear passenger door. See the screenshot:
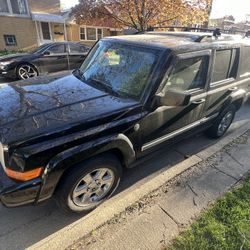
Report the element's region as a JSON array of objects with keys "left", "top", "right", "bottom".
[
  {"left": 204, "top": 48, "right": 240, "bottom": 117},
  {"left": 140, "top": 51, "right": 211, "bottom": 151},
  {"left": 68, "top": 44, "right": 89, "bottom": 70}
]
